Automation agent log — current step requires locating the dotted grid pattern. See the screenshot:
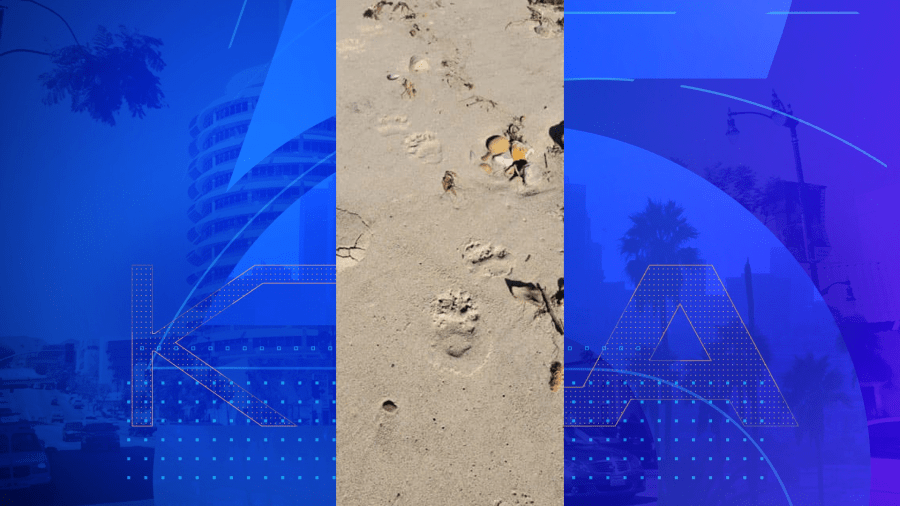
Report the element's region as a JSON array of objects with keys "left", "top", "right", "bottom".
[
  {"left": 117, "top": 429, "right": 337, "bottom": 488},
  {"left": 131, "top": 264, "right": 336, "bottom": 427},
  {"left": 565, "top": 265, "right": 797, "bottom": 427},
  {"left": 566, "top": 409, "right": 786, "bottom": 491}
]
